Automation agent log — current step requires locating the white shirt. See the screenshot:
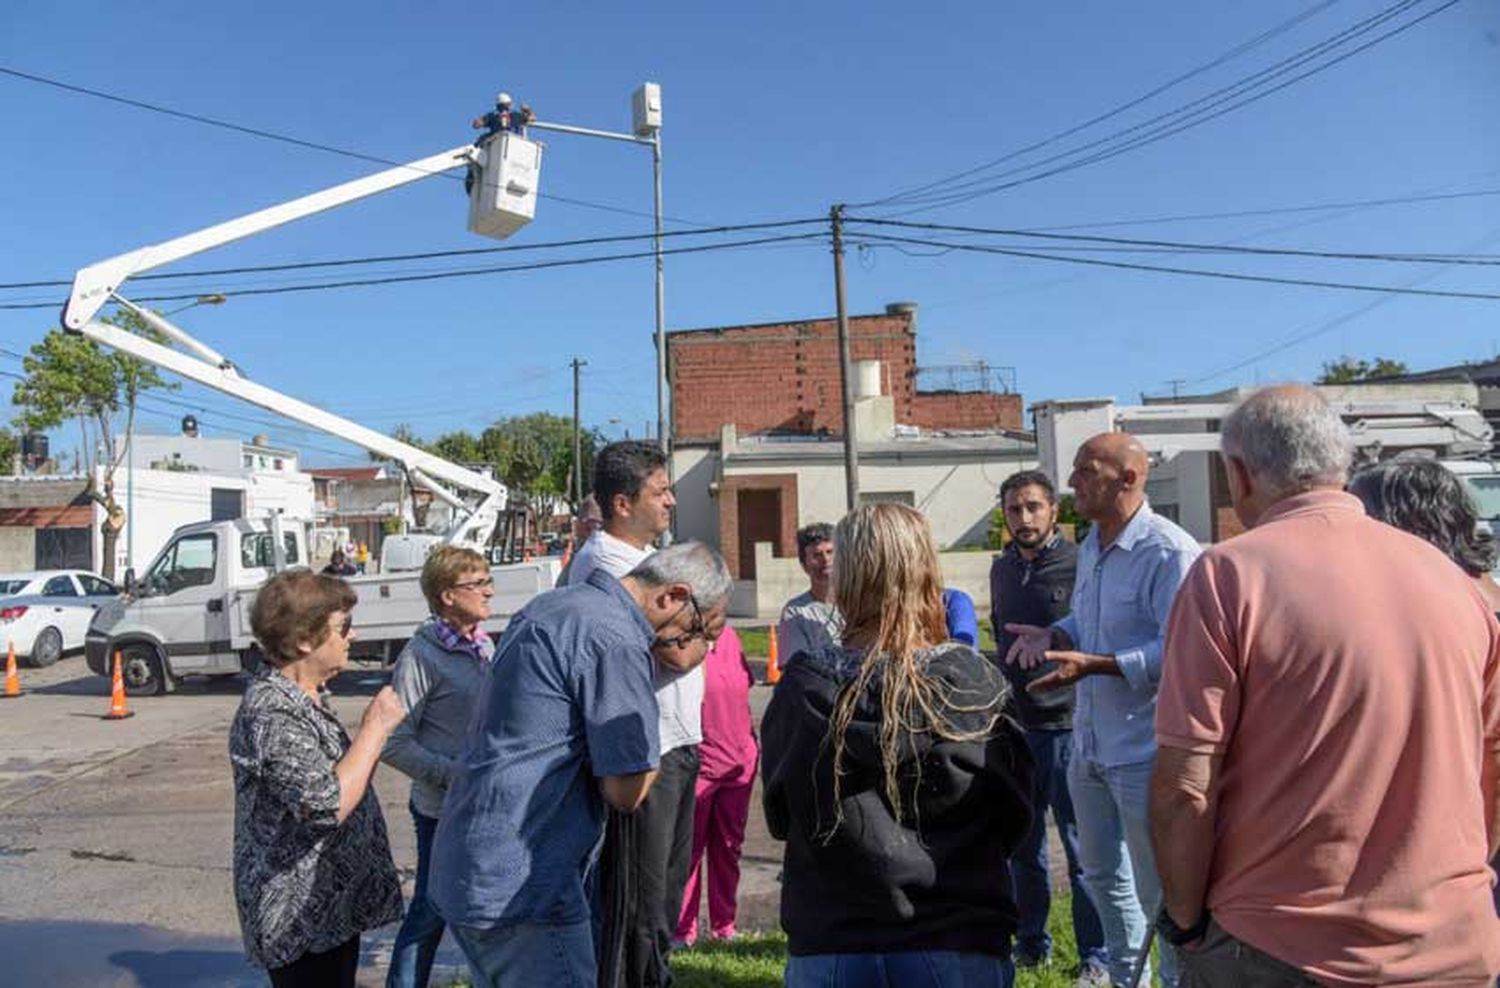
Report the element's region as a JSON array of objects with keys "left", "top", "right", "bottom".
[{"left": 565, "top": 530, "right": 705, "bottom": 754}]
